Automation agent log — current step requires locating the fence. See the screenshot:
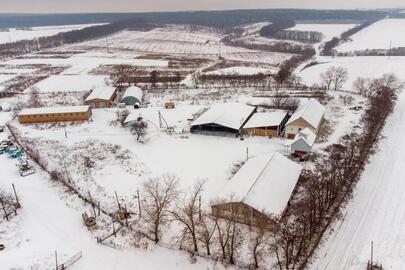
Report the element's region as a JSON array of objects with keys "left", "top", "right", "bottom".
[{"left": 57, "top": 251, "right": 82, "bottom": 270}]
